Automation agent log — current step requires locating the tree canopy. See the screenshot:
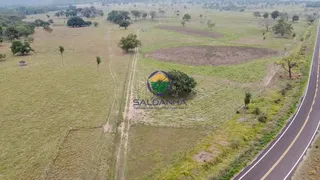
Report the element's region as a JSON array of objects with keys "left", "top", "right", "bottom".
[
  {"left": 272, "top": 19, "right": 293, "bottom": 36},
  {"left": 67, "top": 16, "right": 91, "bottom": 27},
  {"left": 119, "top": 20, "right": 130, "bottom": 29},
  {"left": 183, "top": 14, "right": 191, "bottom": 21},
  {"left": 118, "top": 34, "right": 141, "bottom": 52},
  {"left": 292, "top": 15, "right": 299, "bottom": 22},
  {"left": 107, "top": 10, "right": 130, "bottom": 24},
  {"left": 271, "top": 10, "right": 280, "bottom": 20},
  {"left": 167, "top": 70, "right": 197, "bottom": 97},
  {"left": 10, "top": 40, "right": 34, "bottom": 55}
]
